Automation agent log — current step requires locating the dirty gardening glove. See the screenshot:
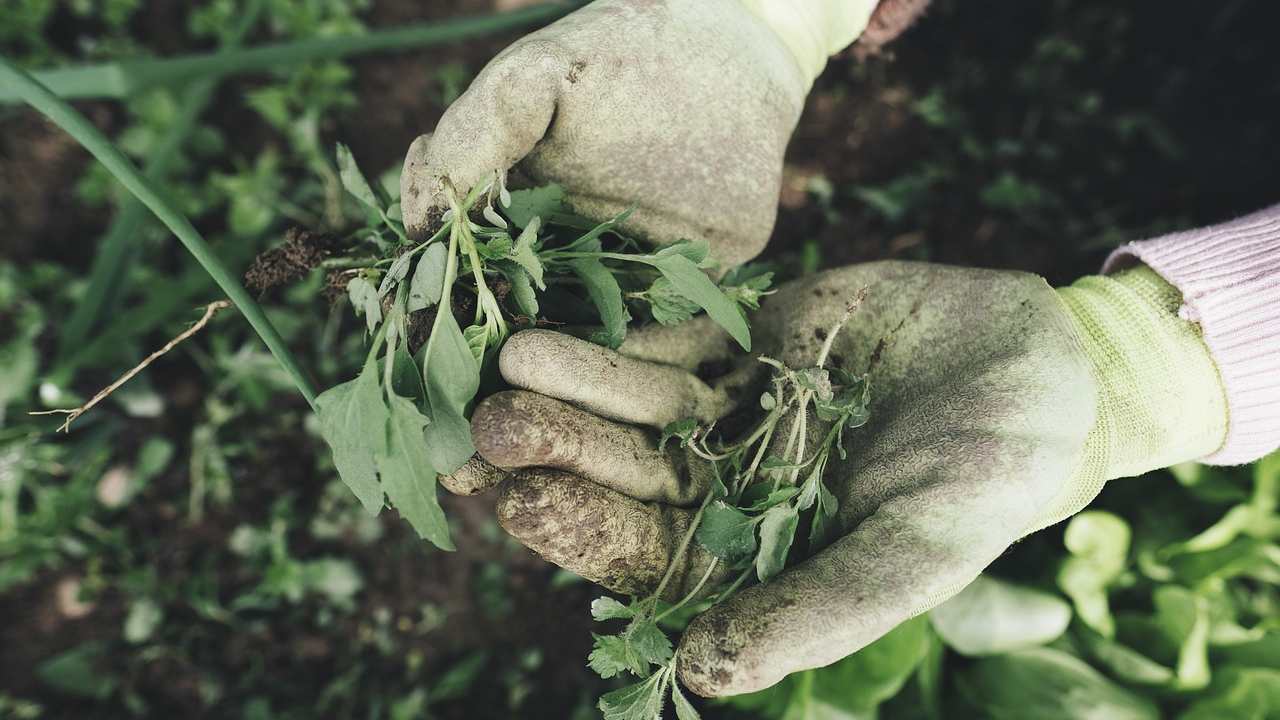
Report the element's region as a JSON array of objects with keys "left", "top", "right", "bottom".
[
  {"left": 400, "top": 0, "right": 879, "bottom": 270},
  {"left": 468, "top": 260, "right": 1228, "bottom": 696}
]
